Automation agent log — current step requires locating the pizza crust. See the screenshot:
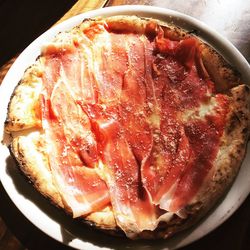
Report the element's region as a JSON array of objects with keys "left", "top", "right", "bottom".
[
  {"left": 200, "top": 44, "right": 241, "bottom": 92},
  {"left": 5, "top": 62, "right": 43, "bottom": 132},
  {"left": 4, "top": 15, "right": 250, "bottom": 239}
]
